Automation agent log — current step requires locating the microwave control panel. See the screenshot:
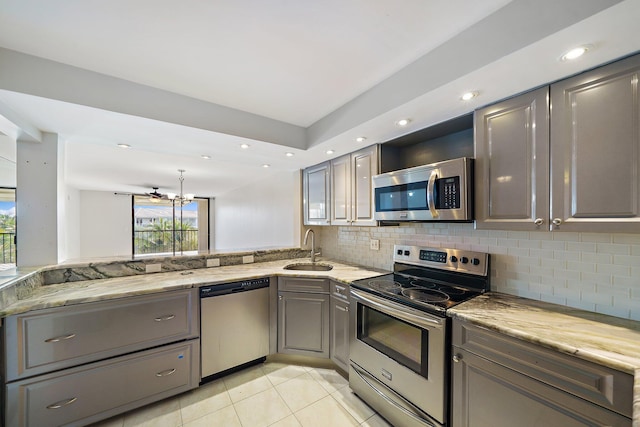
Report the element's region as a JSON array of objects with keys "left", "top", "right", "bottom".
[{"left": 437, "top": 176, "right": 460, "bottom": 209}]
